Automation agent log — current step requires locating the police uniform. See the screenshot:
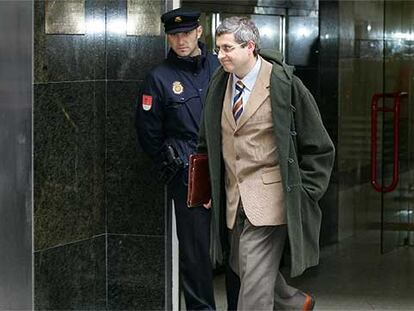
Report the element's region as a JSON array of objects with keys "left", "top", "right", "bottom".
[{"left": 136, "top": 8, "right": 219, "bottom": 310}]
